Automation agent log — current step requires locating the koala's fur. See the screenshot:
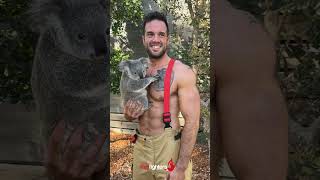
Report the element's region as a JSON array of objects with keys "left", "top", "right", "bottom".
[
  {"left": 119, "top": 57, "right": 158, "bottom": 111},
  {"left": 29, "top": 0, "right": 109, "bottom": 168}
]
